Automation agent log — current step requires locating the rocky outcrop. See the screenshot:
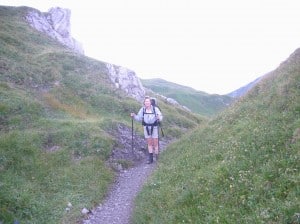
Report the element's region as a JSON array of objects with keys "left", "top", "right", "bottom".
[
  {"left": 106, "top": 63, "right": 145, "bottom": 101},
  {"left": 25, "top": 6, "right": 146, "bottom": 101},
  {"left": 158, "top": 94, "right": 191, "bottom": 112},
  {"left": 26, "top": 7, "right": 84, "bottom": 54},
  {"left": 144, "top": 89, "right": 191, "bottom": 112}
]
